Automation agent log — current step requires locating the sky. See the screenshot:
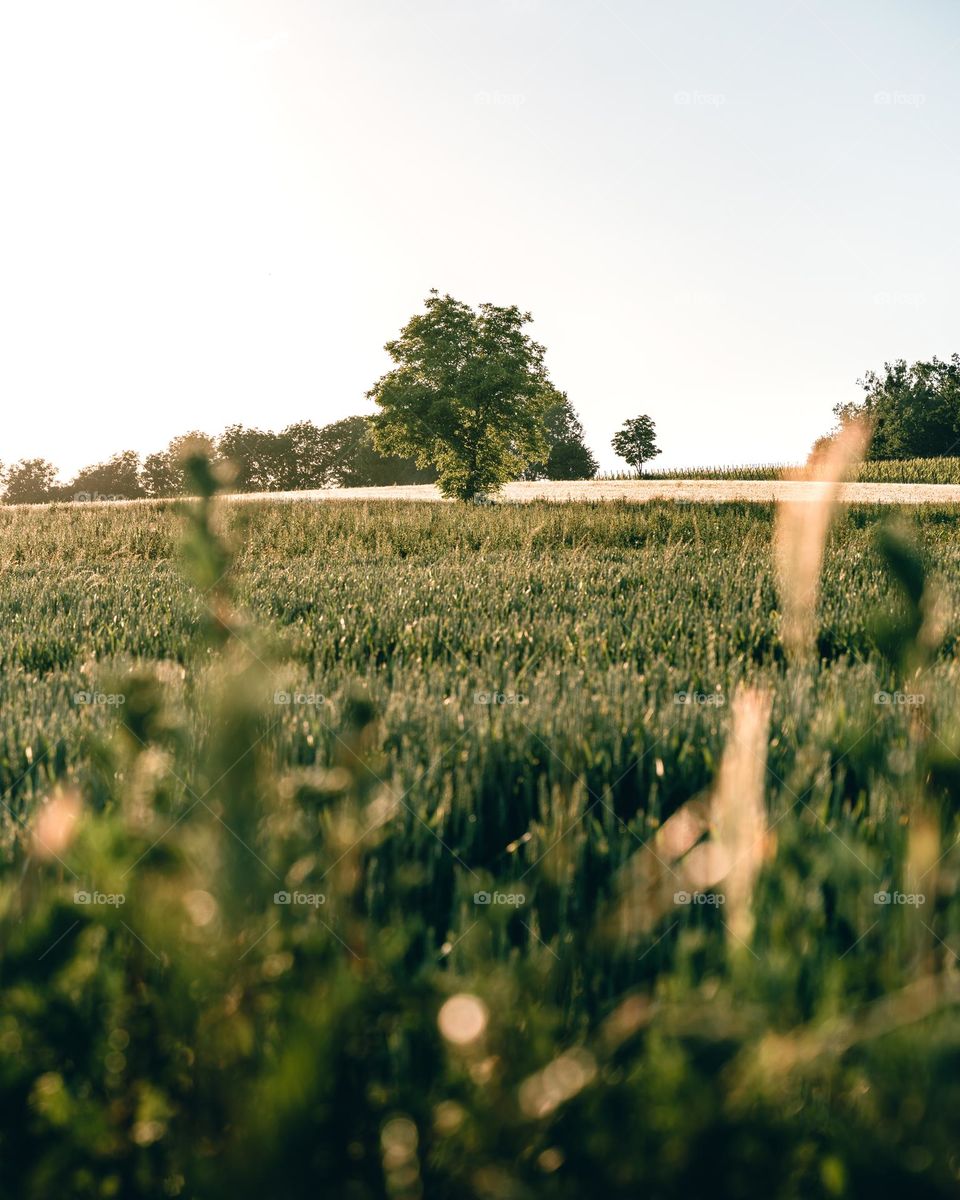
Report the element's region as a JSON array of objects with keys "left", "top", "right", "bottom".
[{"left": 2, "top": 0, "right": 958, "bottom": 477}]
